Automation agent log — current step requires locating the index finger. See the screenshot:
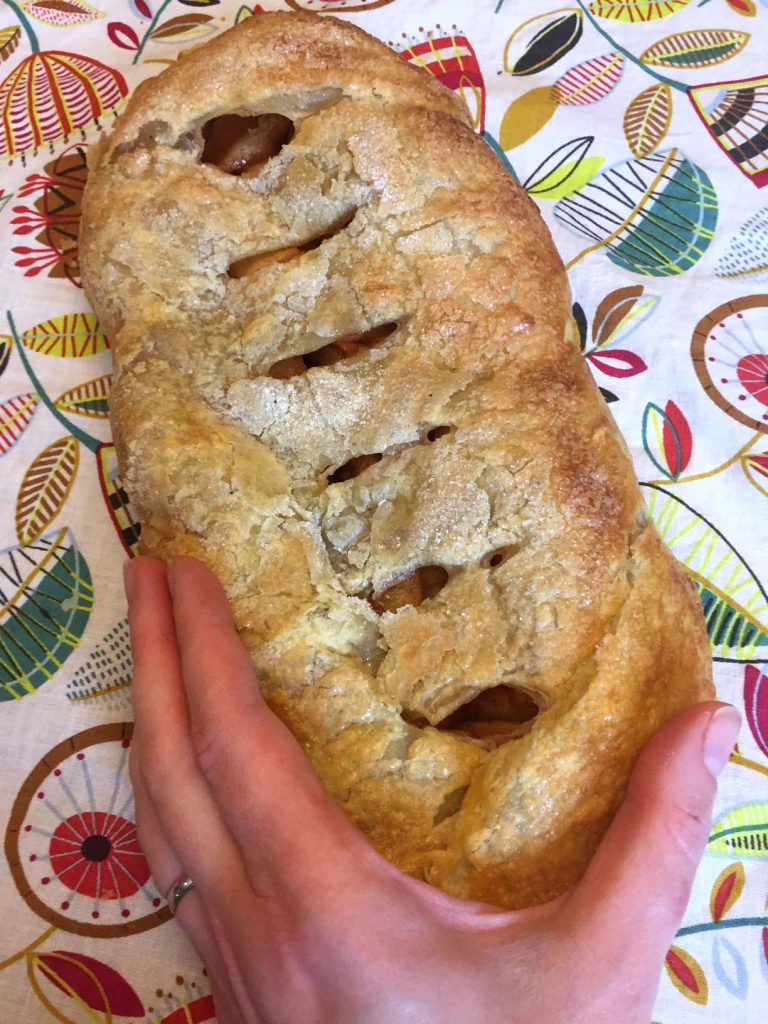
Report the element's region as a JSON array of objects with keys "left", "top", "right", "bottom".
[
  {"left": 166, "top": 556, "right": 371, "bottom": 883},
  {"left": 125, "top": 557, "right": 250, "bottom": 900}
]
